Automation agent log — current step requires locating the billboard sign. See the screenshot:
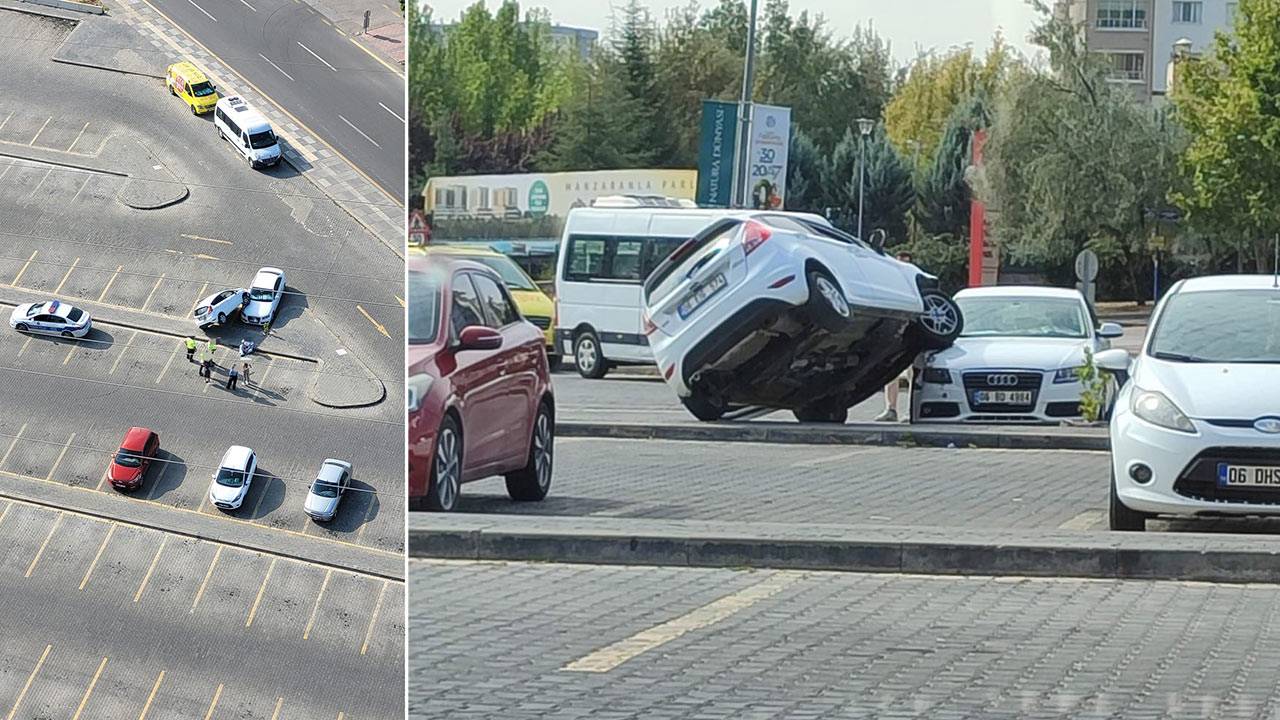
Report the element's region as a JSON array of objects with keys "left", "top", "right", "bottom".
[
  {"left": 696, "top": 100, "right": 739, "bottom": 207},
  {"left": 424, "top": 169, "right": 698, "bottom": 221},
  {"left": 746, "top": 103, "right": 791, "bottom": 210}
]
